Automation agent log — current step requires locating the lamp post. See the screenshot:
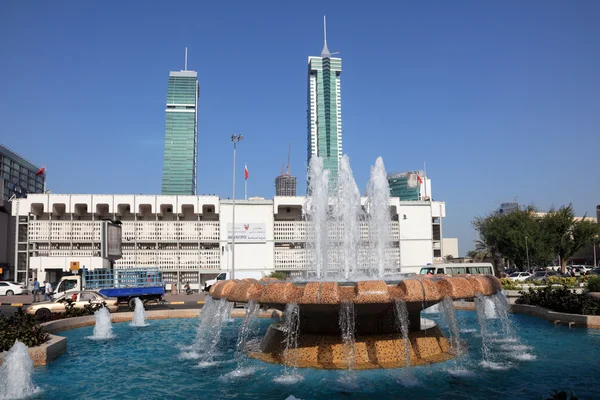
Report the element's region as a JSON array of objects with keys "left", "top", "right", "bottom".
[
  {"left": 231, "top": 134, "right": 243, "bottom": 279},
  {"left": 525, "top": 235, "right": 530, "bottom": 271}
]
